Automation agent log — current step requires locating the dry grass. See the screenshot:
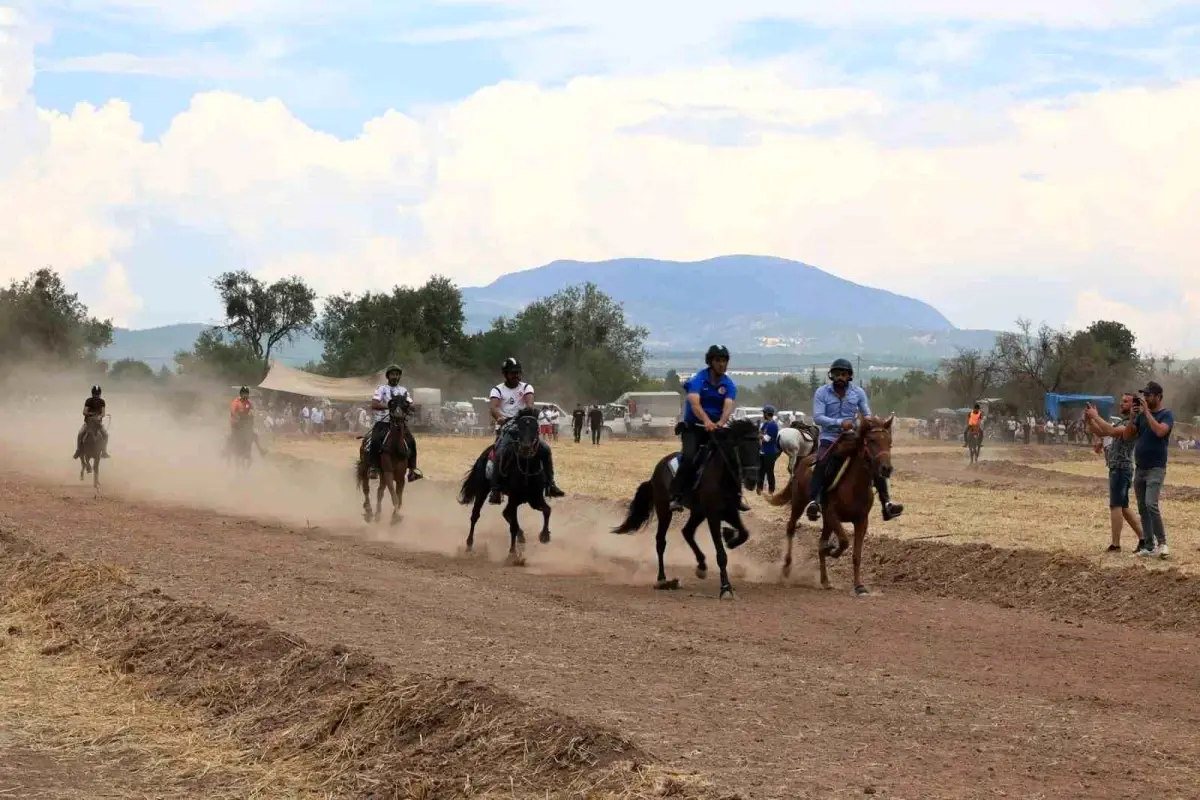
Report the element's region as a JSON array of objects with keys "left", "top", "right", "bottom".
[{"left": 0, "top": 534, "right": 728, "bottom": 800}]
